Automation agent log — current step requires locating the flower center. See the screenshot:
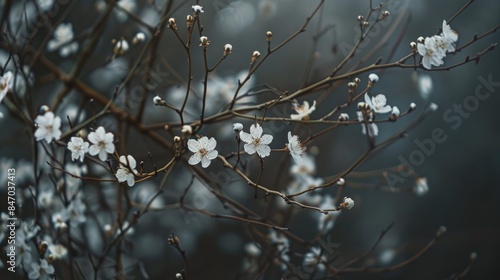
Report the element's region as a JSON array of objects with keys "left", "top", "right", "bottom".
[
  {"left": 199, "top": 148, "right": 207, "bottom": 156},
  {"left": 253, "top": 138, "right": 261, "bottom": 145}
]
